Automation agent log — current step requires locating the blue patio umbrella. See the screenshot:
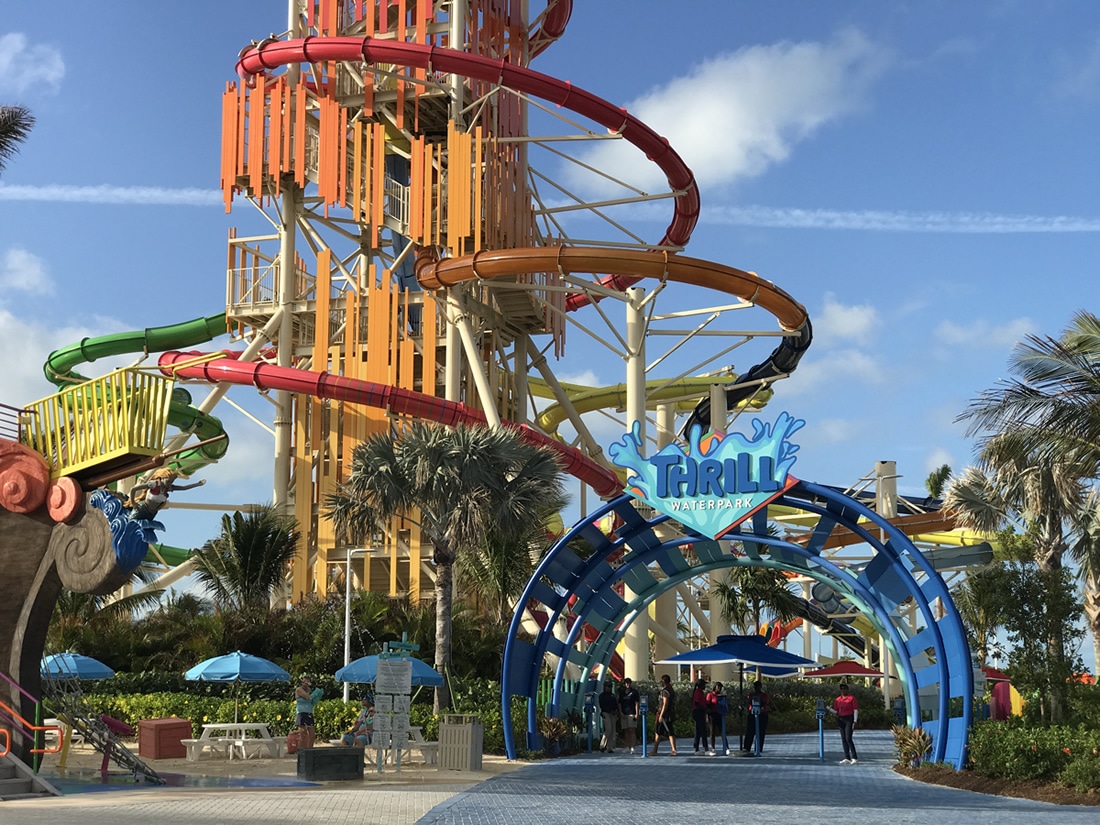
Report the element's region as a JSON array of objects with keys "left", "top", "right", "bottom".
[
  {"left": 41, "top": 652, "right": 116, "bottom": 680},
  {"left": 655, "top": 634, "right": 819, "bottom": 670},
  {"left": 335, "top": 654, "right": 444, "bottom": 687},
  {"left": 185, "top": 651, "right": 291, "bottom": 722}
]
